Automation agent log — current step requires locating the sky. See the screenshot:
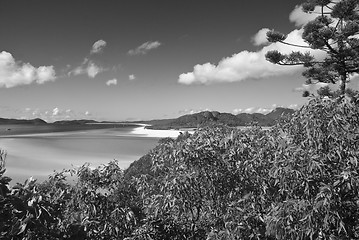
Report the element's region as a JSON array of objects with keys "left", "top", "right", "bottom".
[{"left": 1, "top": 0, "right": 358, "bottom": 122}]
